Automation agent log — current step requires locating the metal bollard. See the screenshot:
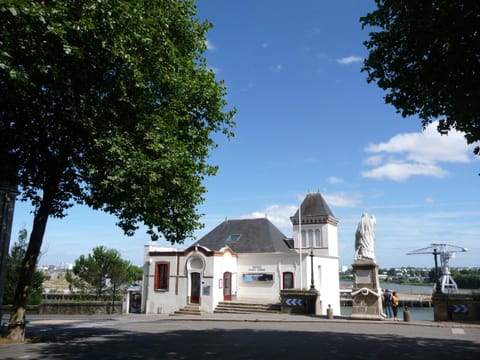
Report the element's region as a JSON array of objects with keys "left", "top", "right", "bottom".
[{"left": 403, "top": 306, "right": 411, "bottom": 322}]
